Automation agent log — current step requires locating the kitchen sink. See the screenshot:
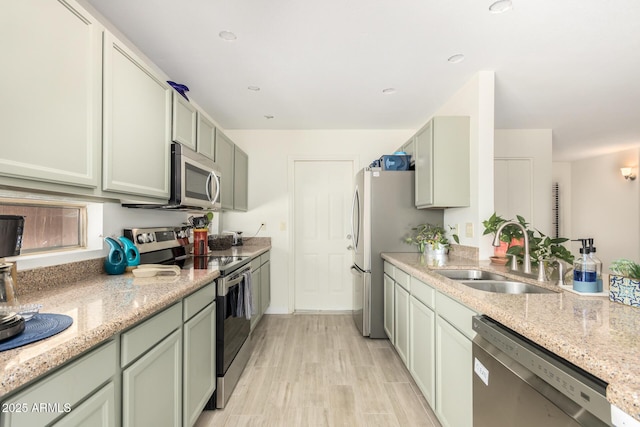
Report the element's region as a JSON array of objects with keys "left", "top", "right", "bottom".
[
  {"left": 460, "top": 280, "right": 556, "bottom": 294},
  {"left": 435, "top": 269, "right": 557, "bottom": 294},
  {"left": 436, "top": 269, "right": 509, "bottom": 281}
]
